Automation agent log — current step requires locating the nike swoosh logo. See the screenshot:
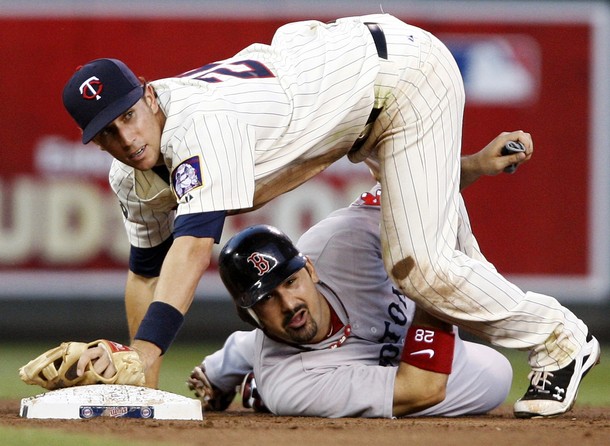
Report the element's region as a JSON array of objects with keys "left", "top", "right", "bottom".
[{"left": 409, "top": 349, "right": 435, "bottom": 358}]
